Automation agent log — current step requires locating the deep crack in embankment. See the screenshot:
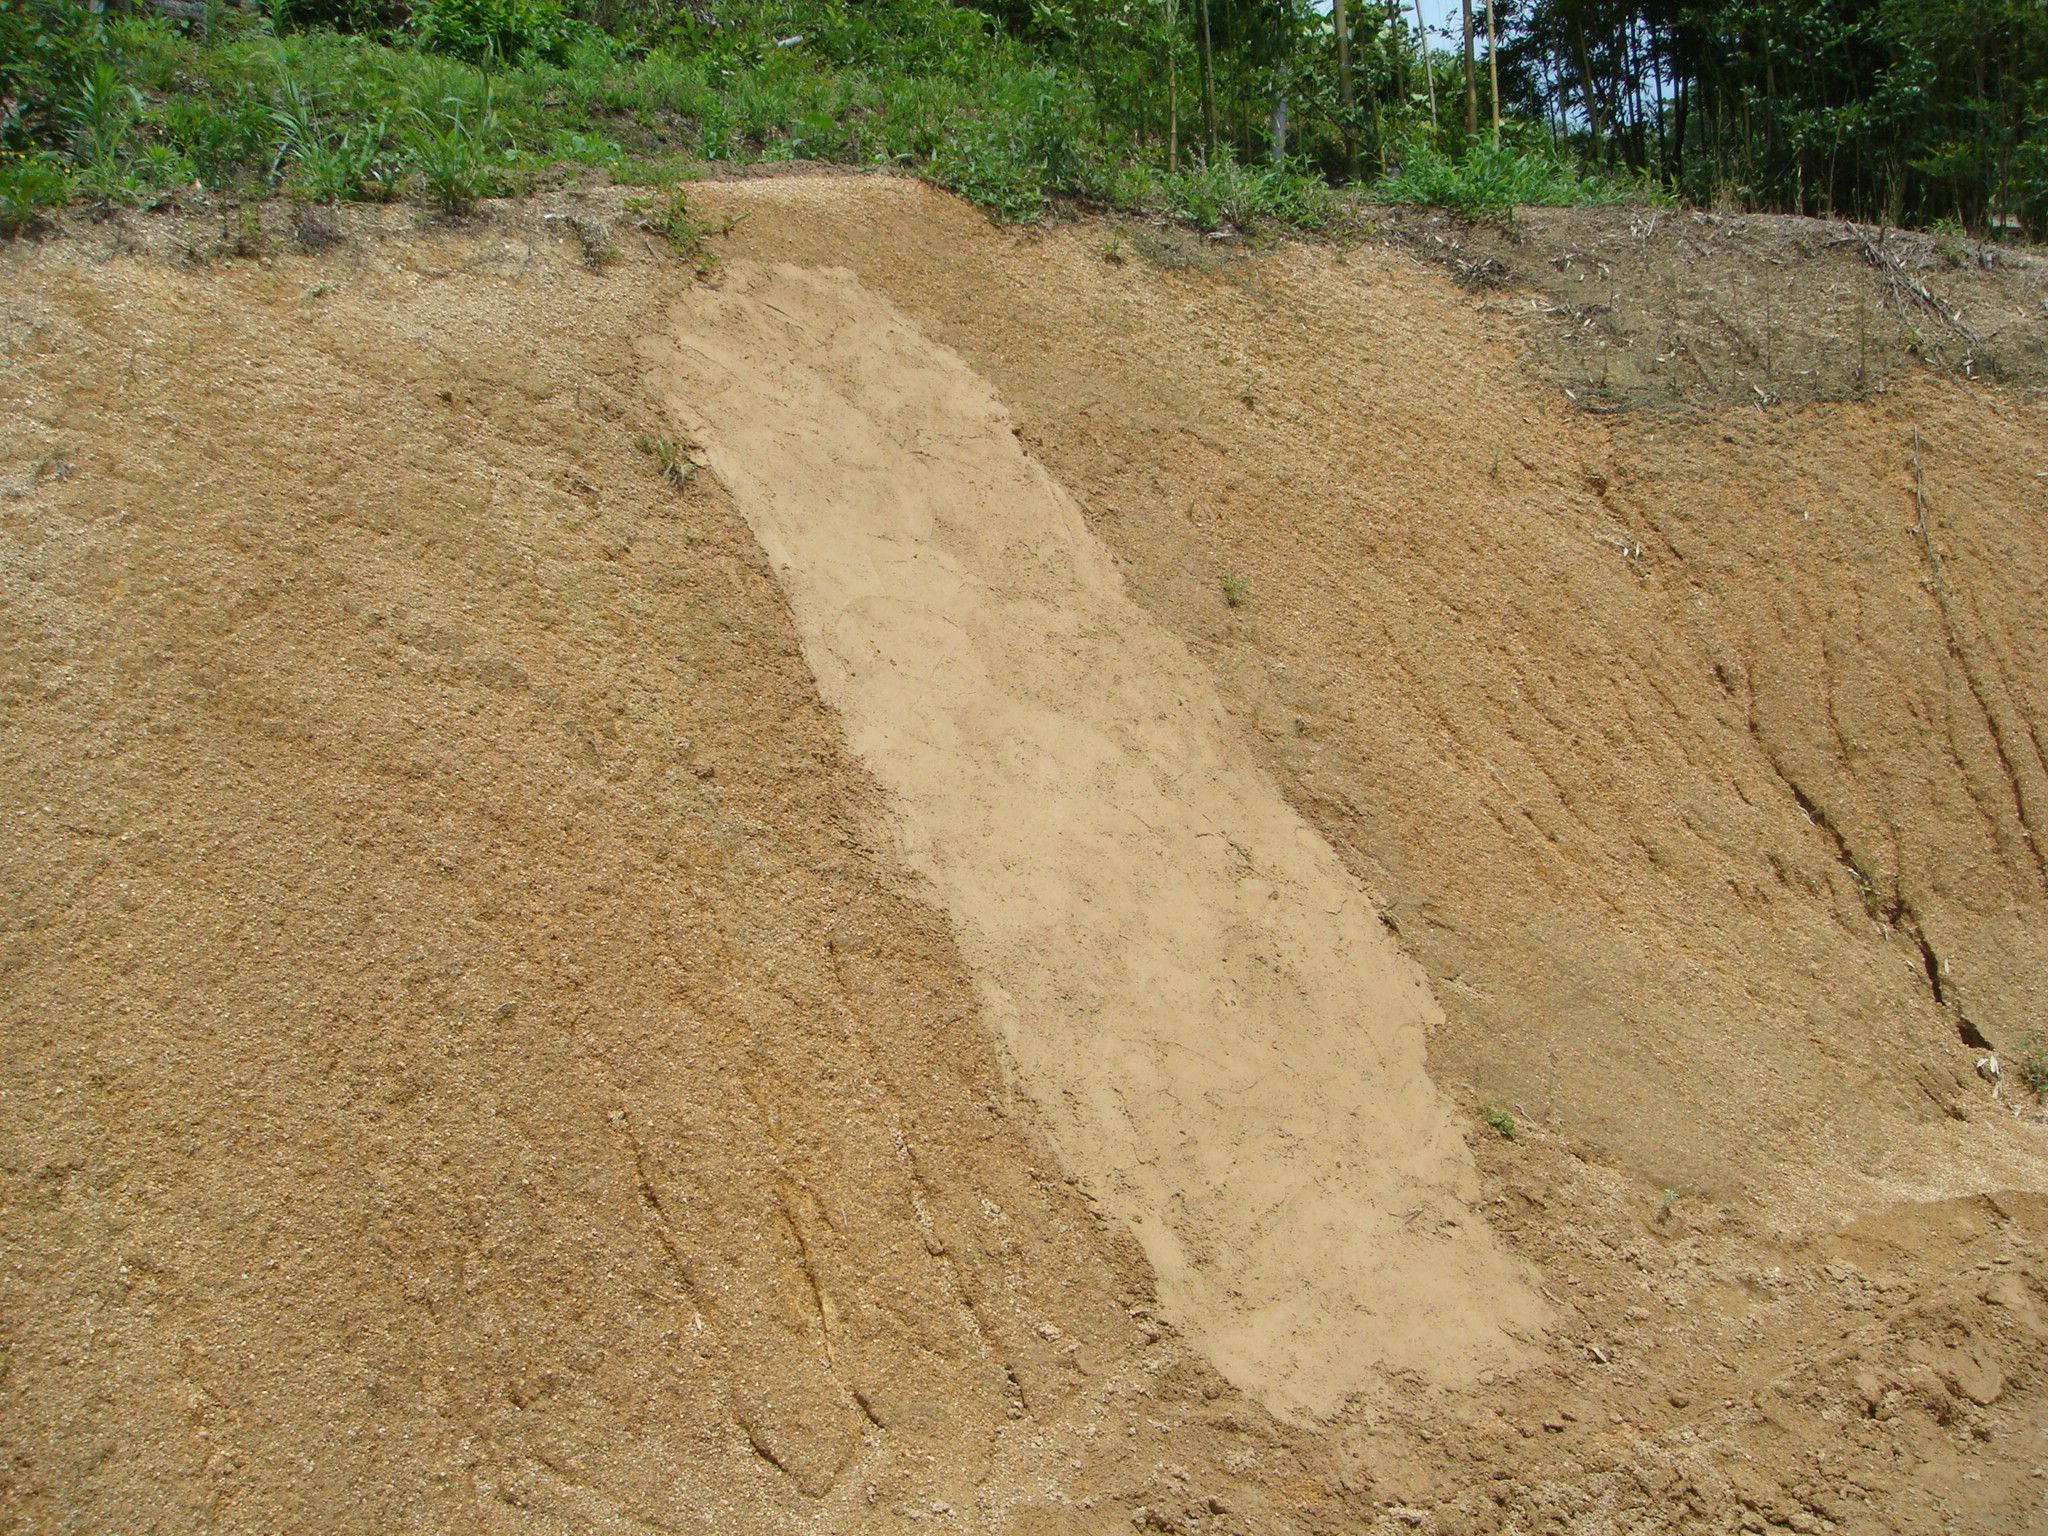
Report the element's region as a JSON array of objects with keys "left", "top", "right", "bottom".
[
  {"left": 1910, "top": 428, "right": 2048, "bottom": 902},
  {"left": 1758, "top": 739, "right": 1994, "bottom": 1052}
]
